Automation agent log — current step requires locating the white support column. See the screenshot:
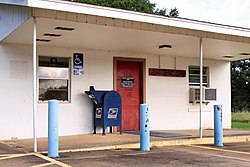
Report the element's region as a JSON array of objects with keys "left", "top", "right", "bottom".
[
  {"left": 199, "top": 37, "right": 203, "bottom": 139},
  {"left": 32, "top": 16, "right": 37, "bottom": 152}
]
